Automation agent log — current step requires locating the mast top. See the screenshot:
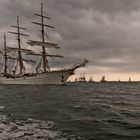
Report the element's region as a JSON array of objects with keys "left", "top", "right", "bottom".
[
  {"left": 30, "top": 2, "right": 55, "bottom": 72},
  {"left": 8, "top": 16, "right": 30, "bottom": 75},
  {"left": 28, "top": 3, "right": 63, "bottom": 72}
]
